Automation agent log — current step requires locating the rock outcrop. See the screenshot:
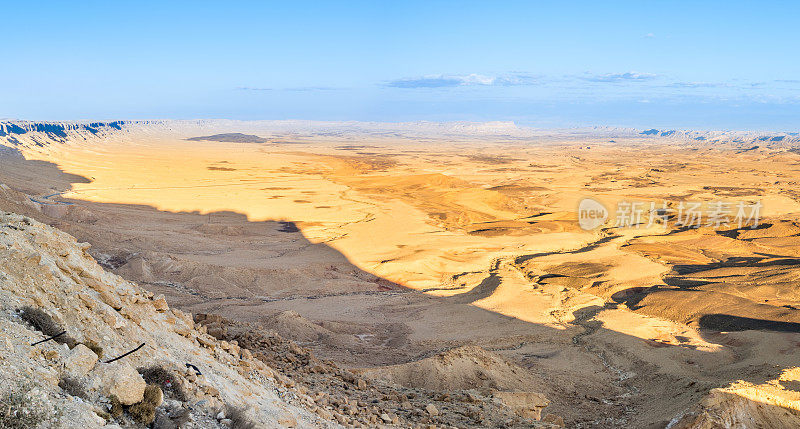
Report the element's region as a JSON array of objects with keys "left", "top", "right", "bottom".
[
  {"left": 0, "top": 211, "right": 327, "bottom": 428},
  {"left": 669, "top": 367, "right": 800, "bottom": 428},
  {"left": 196, "top": 314, "right": 564, "bottom": 428}
]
